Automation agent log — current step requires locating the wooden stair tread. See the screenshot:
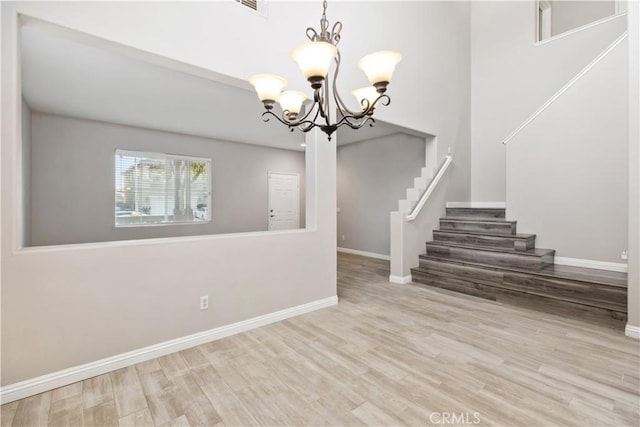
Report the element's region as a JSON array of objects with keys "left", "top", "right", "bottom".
[
  {"left": 443, "top": 217, "right": 517, "bottom": 224},
  {"left": 418, "top": 253, "right": 627, "bottom": 288},
  {"left": 411, "top": 267, "right": 627, "bottom": 313},
  {"left": 434, "top": 229, "right": 535, "bottom": 239},
  {"left": 426, "top": 241, "right": 554, "bottom": 257}
]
